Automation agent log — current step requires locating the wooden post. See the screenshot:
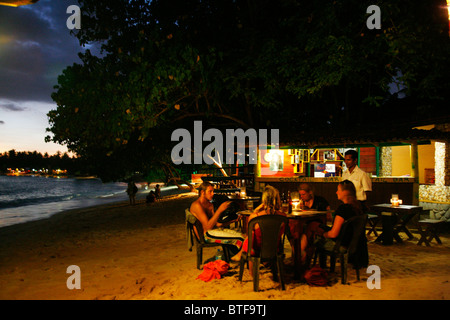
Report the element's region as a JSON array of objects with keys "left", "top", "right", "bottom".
[
  {"left": 410, "top": 142, "right": 419, "bottom": 205},
  {"left": 357, "top": 147, "right": 361, "bottom": 166},
  {"left": 376, "top": 146, "right": 380, "bottom": 177},
  {"left": 254, "top": 147, "right": 260, "bottom": 192}
]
